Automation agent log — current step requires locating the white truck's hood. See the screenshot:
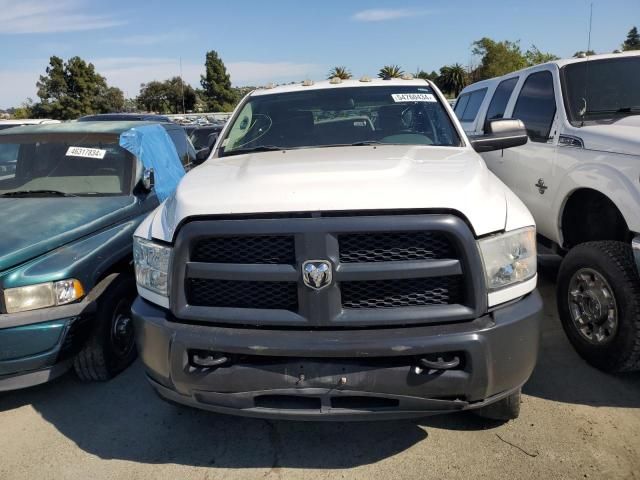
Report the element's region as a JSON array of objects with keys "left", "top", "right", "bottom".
[
  {"left": 579, "top": 115, "right": 640, "bottom": 156},
  {"left": 148, "top": 146, "right": 510, "bottom": 242}
]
